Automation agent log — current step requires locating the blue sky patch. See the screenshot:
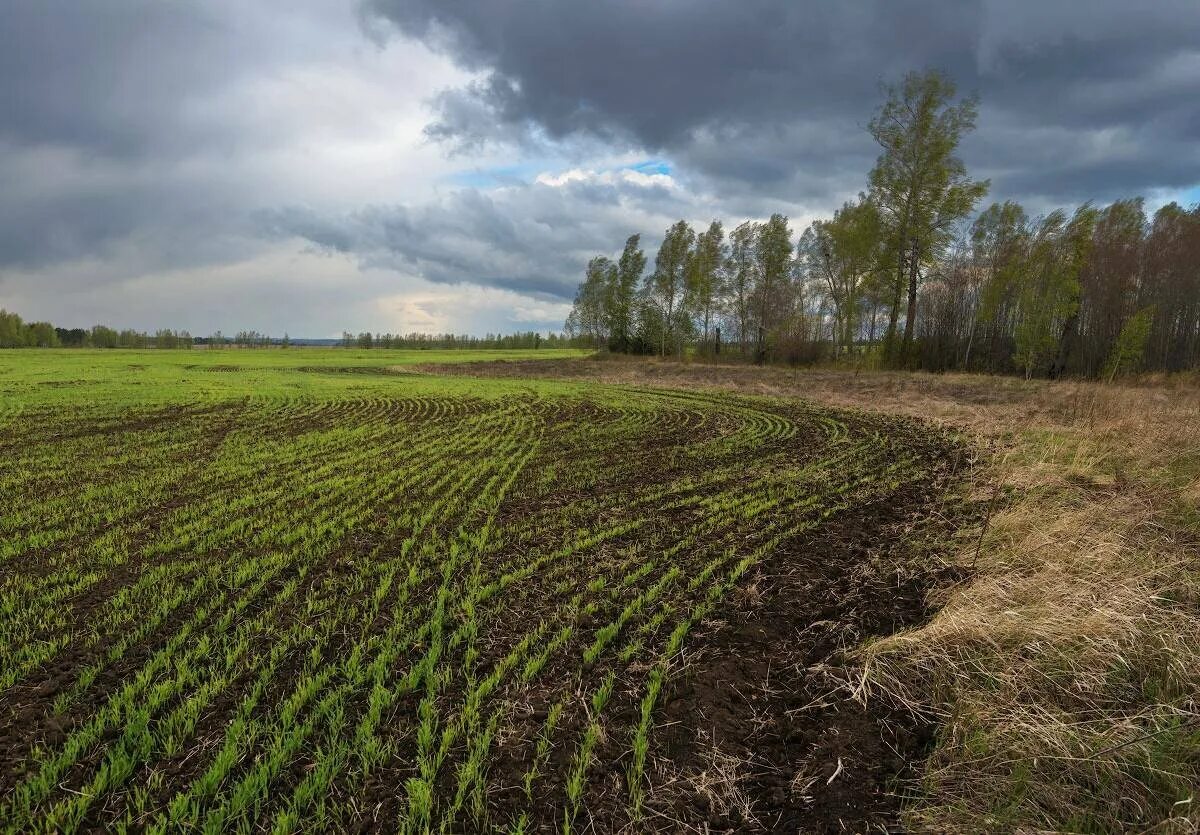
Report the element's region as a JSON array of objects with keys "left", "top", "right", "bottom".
[
  {"left": 629, "top": 159, "right": 672, "bottom": 176},
  {"left": 445, "top": 164, "right": 542, "bottom": 188}
]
